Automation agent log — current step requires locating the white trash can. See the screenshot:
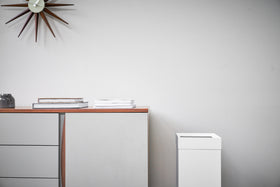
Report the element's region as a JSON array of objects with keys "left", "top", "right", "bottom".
[{"left": 176, "top": 133, "right": 221, "bottom": 187}]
